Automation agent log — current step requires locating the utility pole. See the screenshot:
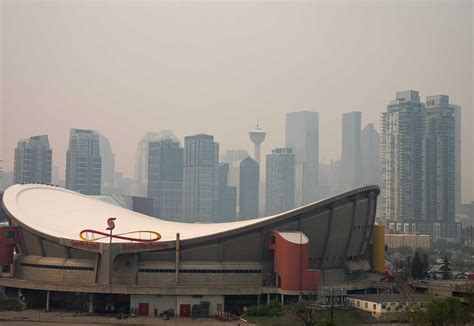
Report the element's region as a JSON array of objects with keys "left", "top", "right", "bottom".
[{"left": 330, "top": 288, "right": 334, "bottom": 321}]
